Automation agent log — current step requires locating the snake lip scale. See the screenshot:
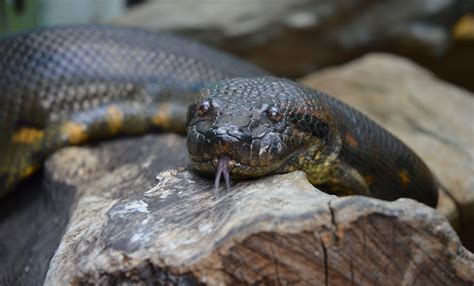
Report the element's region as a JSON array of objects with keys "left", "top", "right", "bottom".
[{"left": 0, "top": 25, "right": 438, "bottom": 208}]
